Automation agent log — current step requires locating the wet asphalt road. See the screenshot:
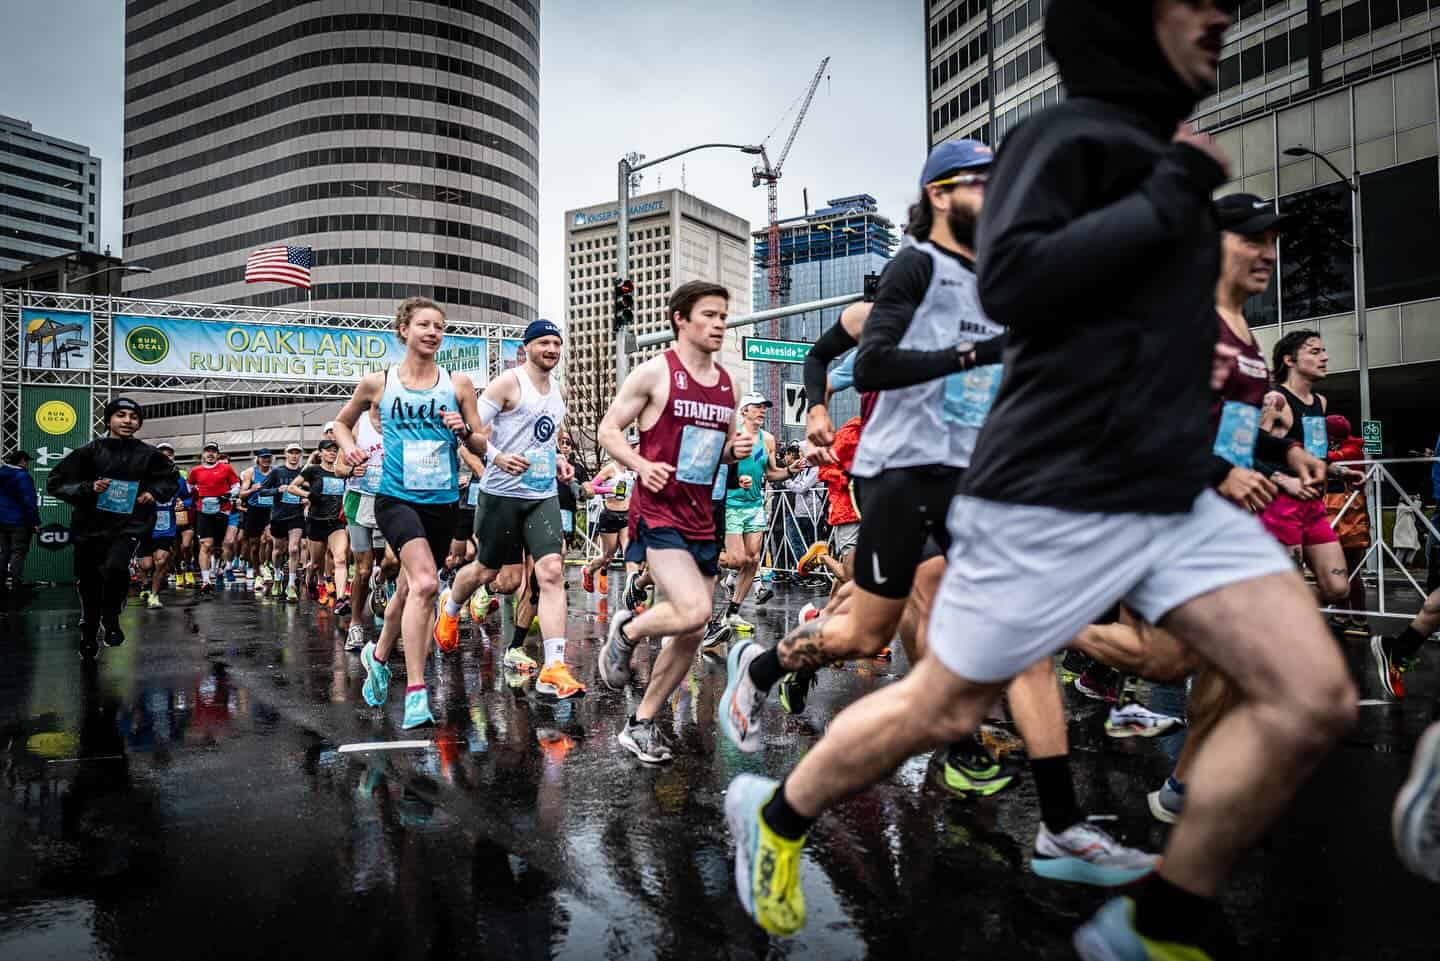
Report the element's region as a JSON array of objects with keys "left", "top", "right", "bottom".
[{"left": 1, "top": 571, "right": 1437, "bottom": 961}]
